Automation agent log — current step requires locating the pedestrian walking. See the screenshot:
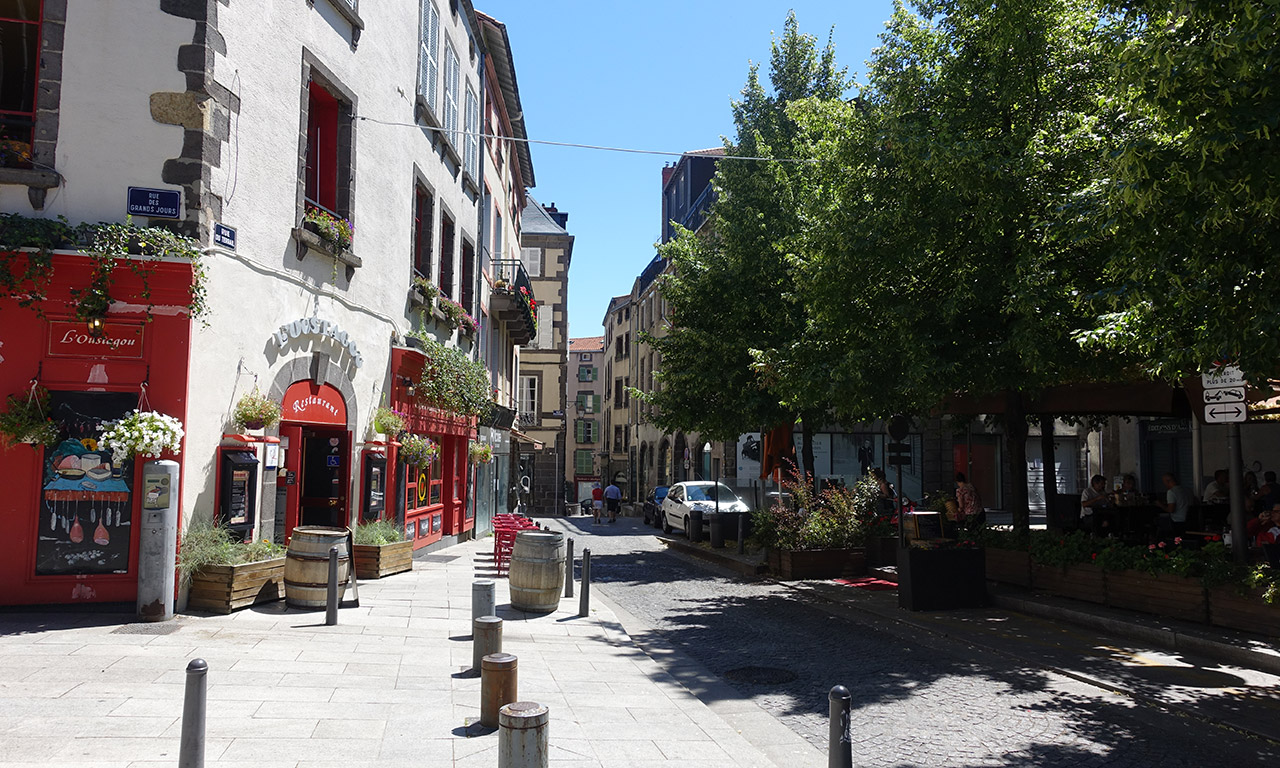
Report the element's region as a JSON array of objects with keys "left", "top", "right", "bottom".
[
  {"left": 604, "top": 481, "right": 622, "bottom": 524},
  {"left": 591, "top": 483, "right": 603, "bottom": 523}
]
